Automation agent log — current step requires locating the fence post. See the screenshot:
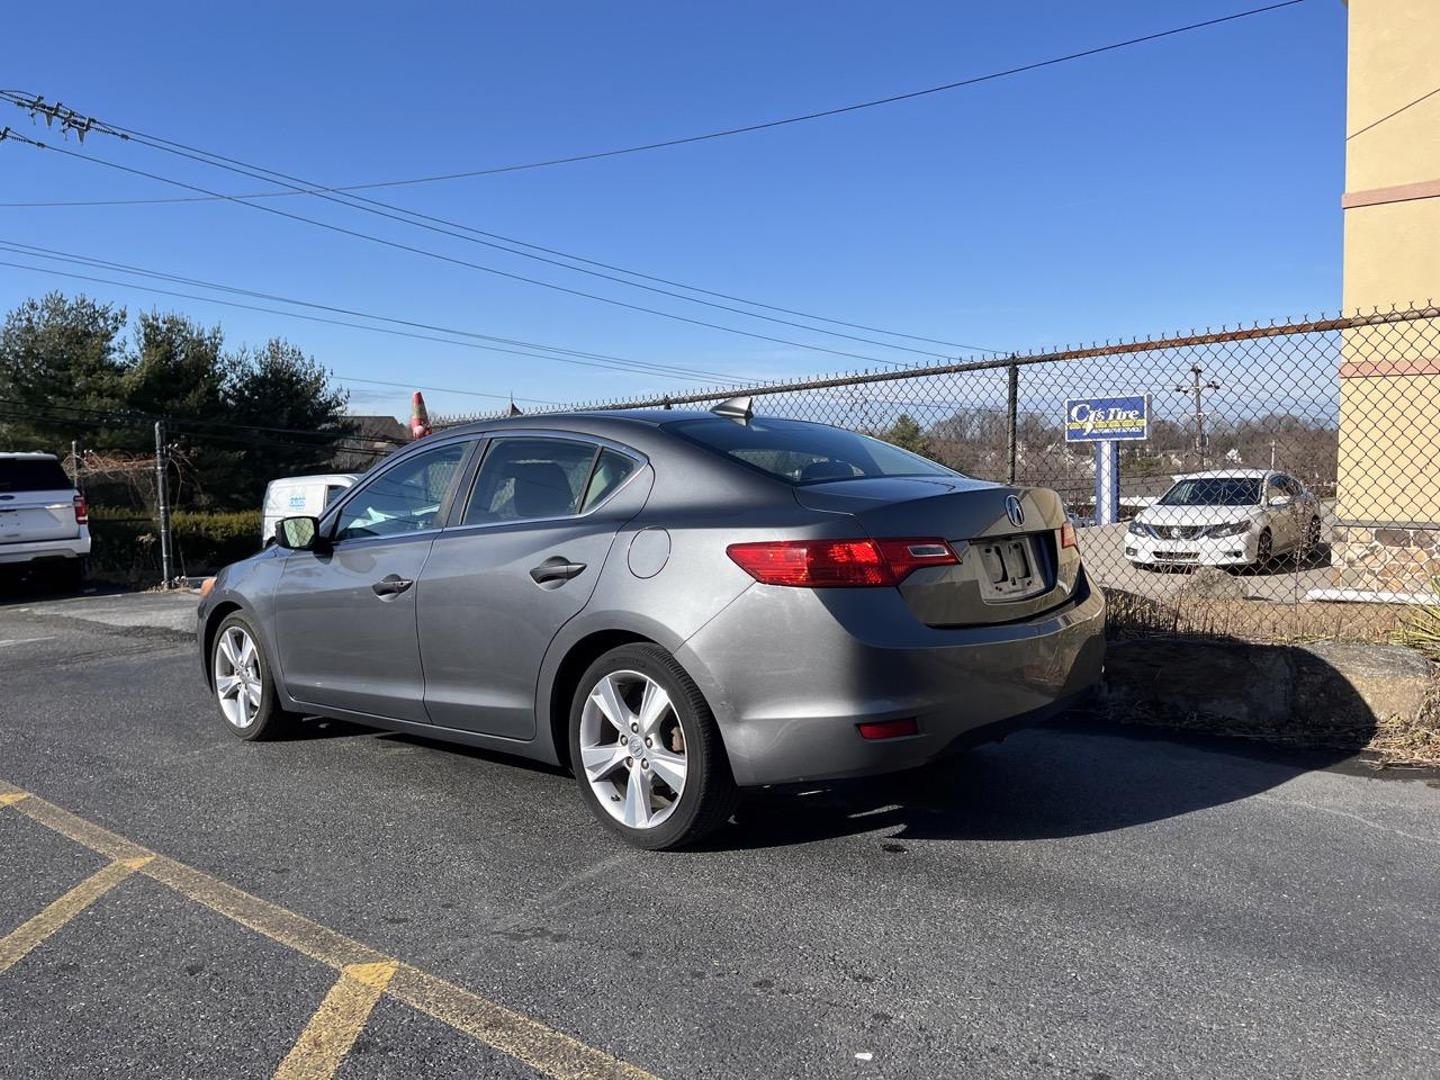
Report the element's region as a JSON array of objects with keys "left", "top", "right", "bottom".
[
  {"left": 1005, "top": 359, "right": 1019, "bottom": 485},
  {"left": 154, "top": 420, "right": 175, "bottom": 587}
]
